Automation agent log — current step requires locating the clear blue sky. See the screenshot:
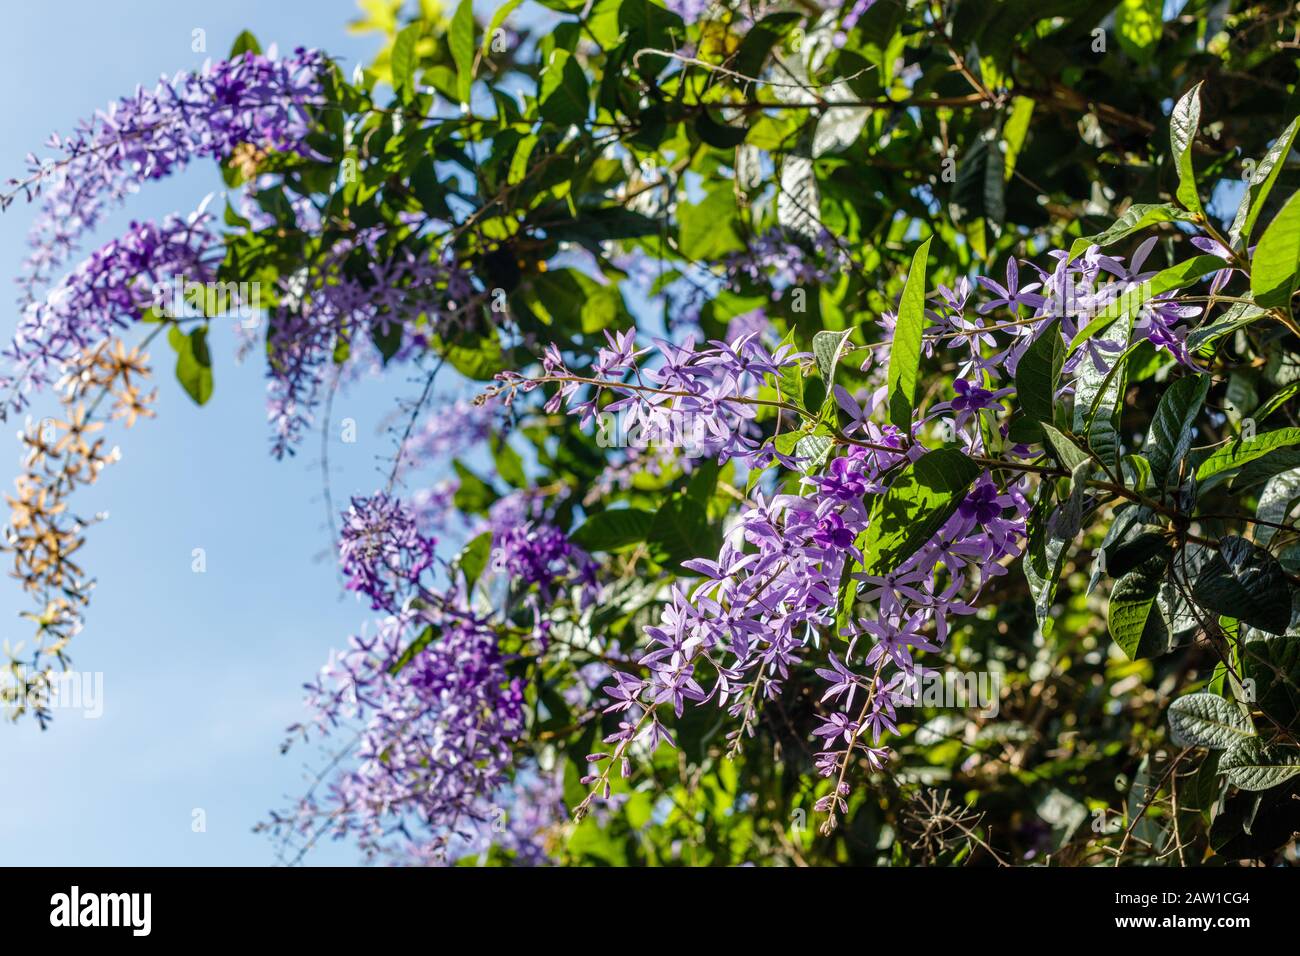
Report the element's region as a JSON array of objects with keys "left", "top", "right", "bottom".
[{"left": 0, "top": 0, "right": 440, "bottom": 866}]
